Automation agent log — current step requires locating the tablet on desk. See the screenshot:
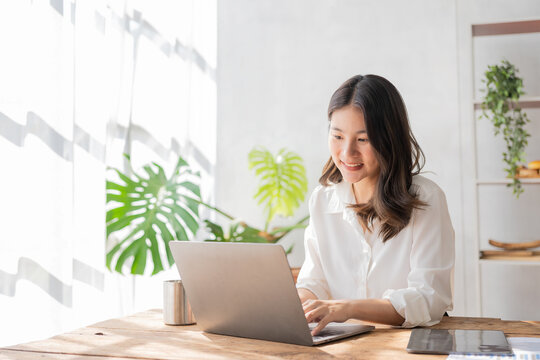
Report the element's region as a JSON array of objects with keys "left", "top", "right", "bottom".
[{"left": 406, "top": 329, "right": 513, "bottom": 355}]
